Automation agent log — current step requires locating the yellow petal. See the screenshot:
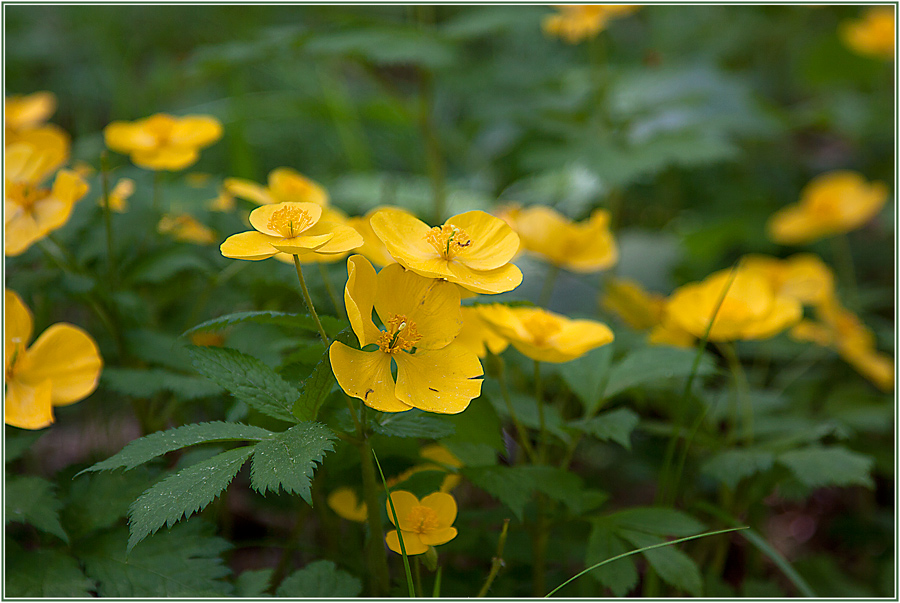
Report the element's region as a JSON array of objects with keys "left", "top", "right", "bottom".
[
  {"left": 5, "top": 378, "right": 53, "bottom": 430},
  {"left": 370, "top": 208, "right": 446, "bottom": 275},
  {"left": 386, "top": 530, "right": 428, "bottom": 556},
  {"left": 5, "top": 290, "right": 33, "bottom": 369},
  {"left": 374, "top": 264, "right": 462, "bottom": 350},
  {"left": 327, "top": 487, "right": 368, "bottom": 523},
  {"left": 17, "top": 323, "right": 102, "bottom": 406},
  {"left": 104, "top": 121, "right": 155, "bottom": 153},
  {"left": 418, "top": 527, "right": 458, "bottom": 547},
  {"left": 224, "top": 177, "right": 275, "bottom": 205},
  {"left": 385, "top": 490, "right": 420, "bottom": 529},
  {"left": 347, "top": 210, "right": 398, "bottom": 267},
  {"left": 248, "top": 202, "right": 323, "bottom": 237},
  {"left": 5, "top": 208, "right": 46, "bottom": 256},
  {"left": 454, "top": 306, "right": 509, "bottom": 358},
  {"left": 5, "top": 91, "right": 56, "bottom": 131},
  {"left": 344, "top": 255, "right": 381, "bottom": 347},
  {"left": 448, "top": 211, "right": 520, "bottom": 270},
  {"left": 542, "top": 319, "right": 615, "bottom": 363},
  {"left": 170, "top": 115, "right": 223, "bottom": 148},
  {"left": 447, "top": 261, "right": 523, "bottom": 295},
  {"left": 394, "top": 344, "right": 483, "bottom": 414},
  {"left": 269, "top": 167, "right": 329, "bottom": 206},
  {"left": 740, "top": 295, "right": 802, "bottom": 340},
  {"left": 767, "top": 205, "right": 822, "bottom": 245},
  {"left": 420, "top": 492, "right": 457, "bottom": 527},
  {"left": 270, "top": 233, "right": 335, "bottom": 254},
  {"left": 299, "top": 222, "right": 364, "bottom": 255},
  {"left": 220, "top": 231, "right": 280, "bottom": 260},
  {"left": 131, "top": 146, "right": 200, "bottom": 171},
  {"left": 328, "top": 343, "right": 411, "bottom": 412}
]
